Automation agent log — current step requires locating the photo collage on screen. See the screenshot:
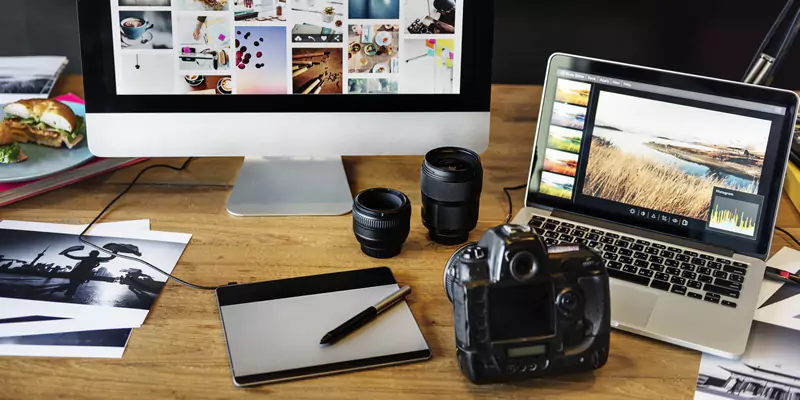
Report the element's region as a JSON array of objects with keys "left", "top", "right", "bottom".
[
  {"left": 112, "top": 0, "right": 464, "bottom": 95},
  {"left": 539, "top": 78, "right": 591, "bottom": 200}
]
